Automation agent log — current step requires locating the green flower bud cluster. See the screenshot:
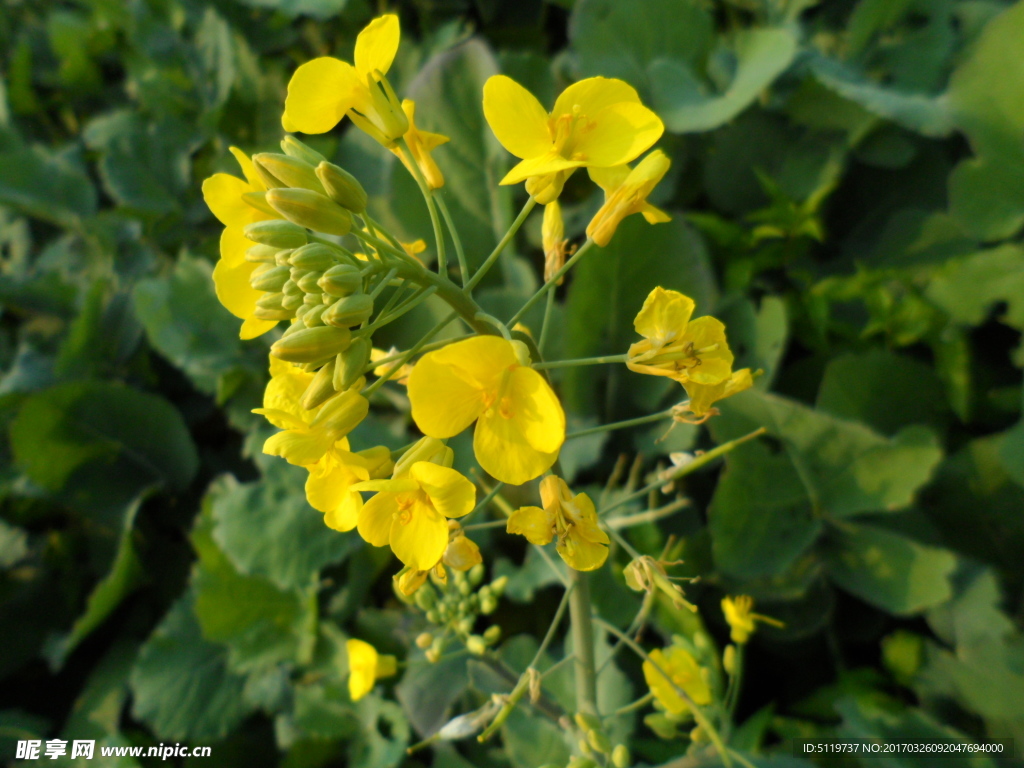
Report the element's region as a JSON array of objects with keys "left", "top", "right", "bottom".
[
  {"left": 570, "top": 713, "right": 630, "bottom": 768},
  {"left": 414, "top": 569, "right": 507, "bottom": 662}
]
